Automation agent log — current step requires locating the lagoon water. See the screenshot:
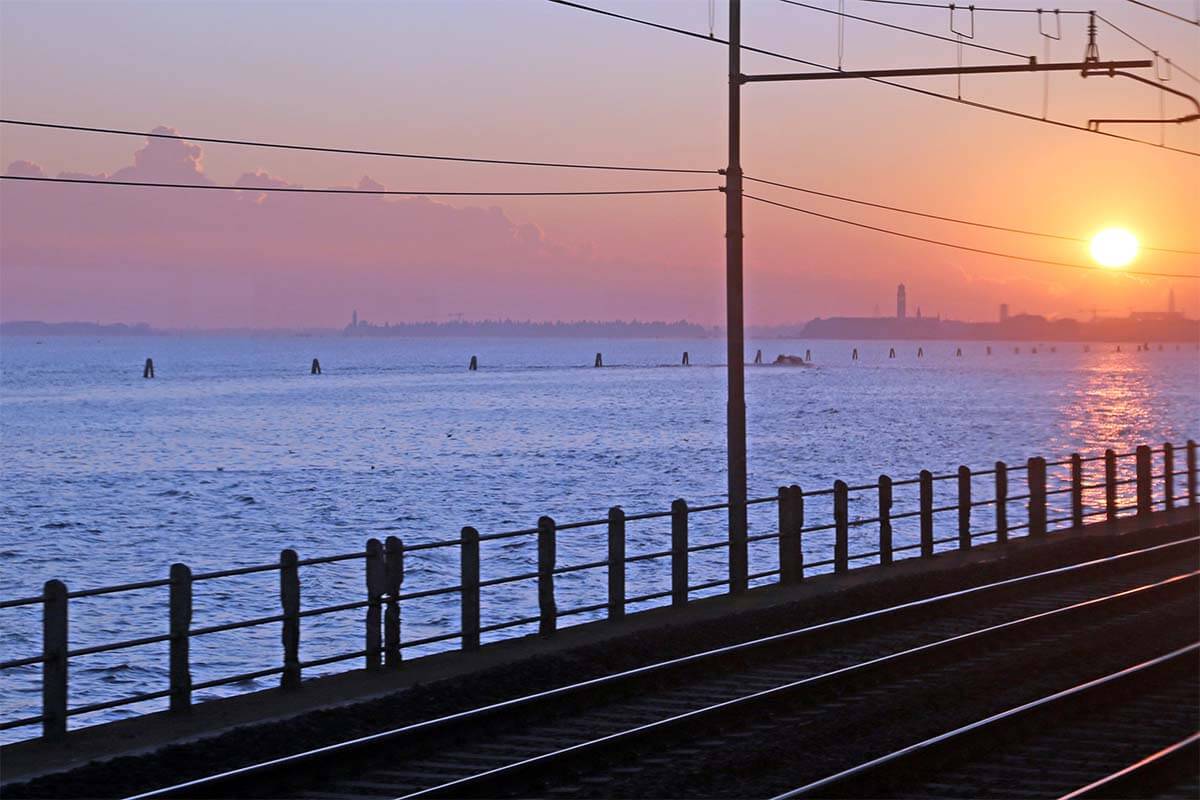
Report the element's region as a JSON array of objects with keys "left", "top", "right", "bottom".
[{"left": 1, "top": 334, "right": 1196, "bottom": 739}]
